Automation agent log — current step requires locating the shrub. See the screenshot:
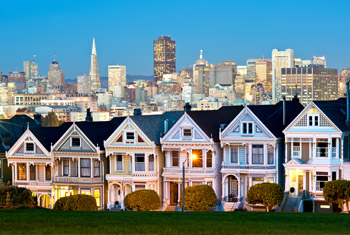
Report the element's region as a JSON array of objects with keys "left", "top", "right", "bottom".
[
  {"left": 323, "top": 180, "right": 350, "bottom": 212},
  {"left": 0, "top": 186, "right": 35, "bottom": 205},
  {"left": 53, "top": 194, "right": 98, "bottom": 211},
  {"left": 179, "top": 185, "right": 217, "bottom": 211},
  {"left": 247, "top": 183, "right": 284, "bottom": 212},
  {"left": 124, "top": 190, "right": 161, "bottom": 211}
]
